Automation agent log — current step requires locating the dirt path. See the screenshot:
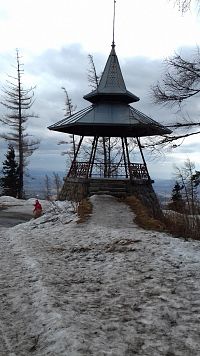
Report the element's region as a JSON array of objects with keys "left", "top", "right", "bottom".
[
  {"left": 89, "top": 195, "right": 134, "bottom": 228},
  {"left": 0, "top": 196, "right": 200, "bottom": 355}
]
